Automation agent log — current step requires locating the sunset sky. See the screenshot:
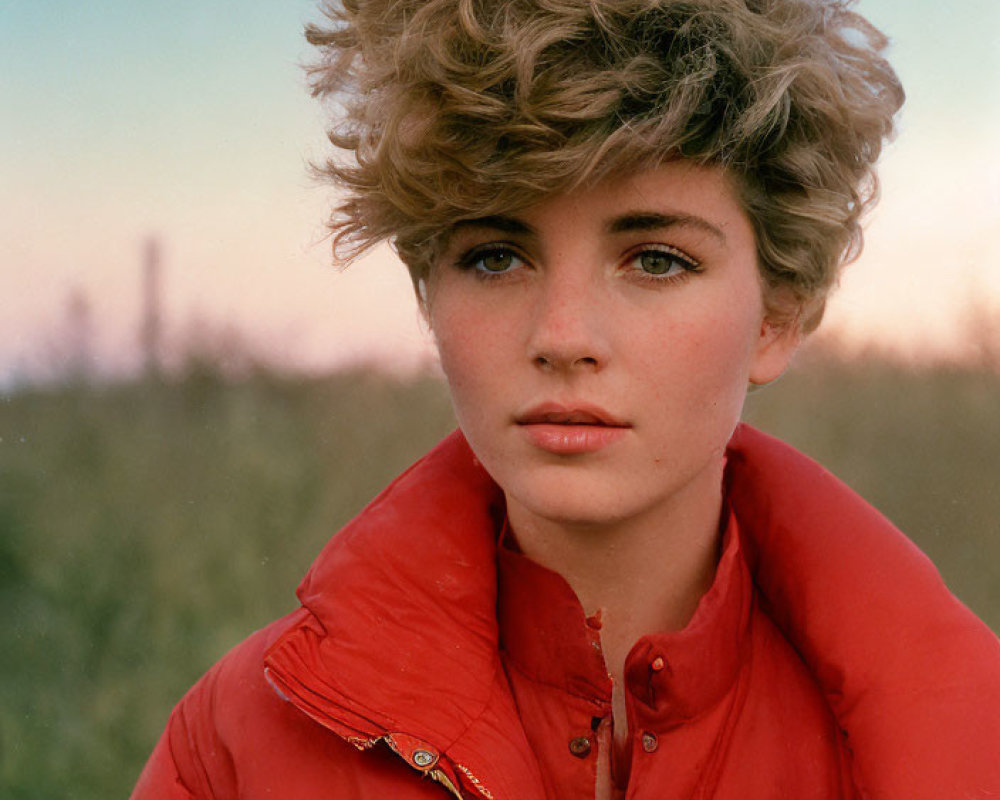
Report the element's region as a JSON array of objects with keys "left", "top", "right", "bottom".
[{"left": 2, "top": 0, "right": 998, "bottom": 383}]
